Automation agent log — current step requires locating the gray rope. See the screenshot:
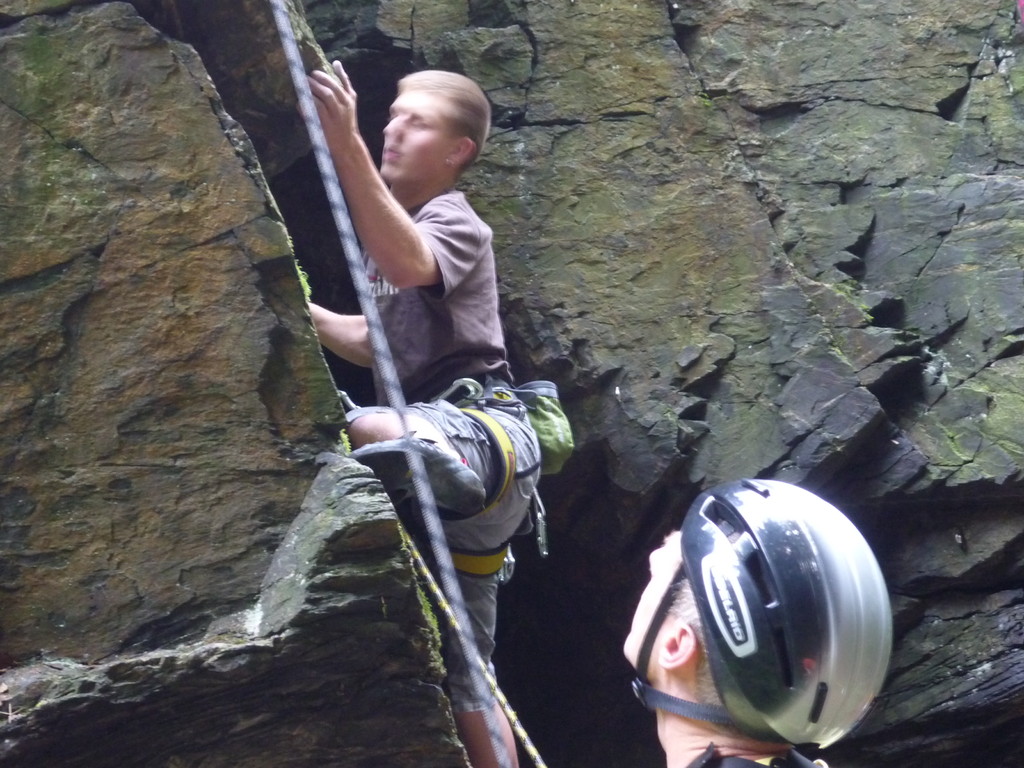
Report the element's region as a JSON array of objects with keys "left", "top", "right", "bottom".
[{"left": 267, "top": 4, "right": 512, "bottom": 767}]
